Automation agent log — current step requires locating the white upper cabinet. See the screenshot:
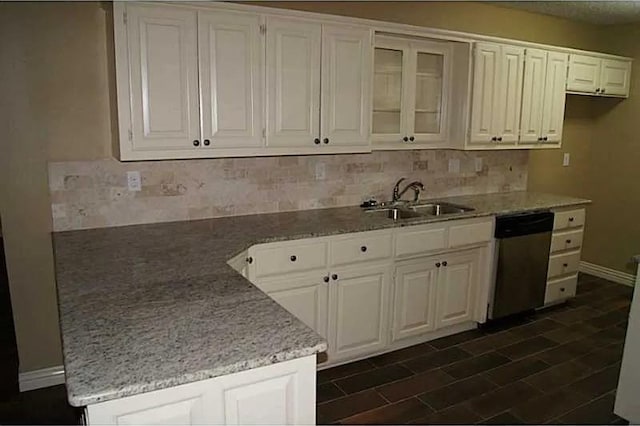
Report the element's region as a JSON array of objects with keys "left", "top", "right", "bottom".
[
  {"left": 265, "top": 17, "right": 321, "bottom": 148},
  {"left": 469, "top": 43, "right": 500, "bottom": 145},
  {"left": 520, "top": 49, "right": 567, "bottom": 147},
  {"left": 114, "top": 2, "right": 632, "bottom": 159},
  {"left": 372, "top": 36, "right": 452, "bottom": 149},
  {"left": 541, "top": 52, "right": 569, "bottom": 145},
  {"left": 519, "top": 48, "right": 547, "bottom": 145},
  {"left": 123, "top": 5, "right": 200, "bottom": 152},
  {"left": 601, "top": 59, "right": 632, "bottom": 96},
  {"left": 198, "top": 11, "right": 263, "bottom": 149},
  {"left": 469, "top": 43, "right": 524, "bottom": 147},
  {"left": 321, "top": 26, "right": 372, "bottom": 148},
  {"left": 567, "top": 54, "right": 631, "bottom": 97},
  {"left": 495, "top": 45, "right": 525, "bottom": 144},
  {"left": 265, "top": 19, "right": 372, "bottom": 152}
]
